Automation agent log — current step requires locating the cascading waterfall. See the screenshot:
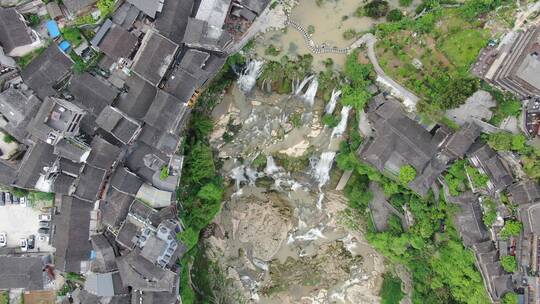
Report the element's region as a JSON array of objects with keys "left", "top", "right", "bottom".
[
  {"left": 264, "top": 155, "right": 280, "bottom": 175},
  {"left": 294, "top": 227, "right": 327, "bottom": 241},
  {"left": 301, "top": 77, "right": 319, "bottom": 107},
  {"left": 237, "top": 59, "right": 264, "bottom": 93},
  {"left": 324, "top": 89, "right": 342, "bottom": 115},
  {"left": 294, "top": 75, "right": 314, "bottom": 95},
  {"left": 312, "top": 151, "right": 337, "bottom": 188},
  {"left": 331, "top": 105, "right": 352, "bottom": 138}
]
